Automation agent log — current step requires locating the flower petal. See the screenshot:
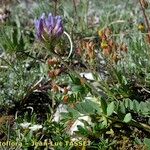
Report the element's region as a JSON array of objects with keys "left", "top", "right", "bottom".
[
  {"left": 55, "top": 27, "right": 63, "bottom": 37},
  {"left": 47, "top": 13, "right": 54, "bottom": 28}
]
